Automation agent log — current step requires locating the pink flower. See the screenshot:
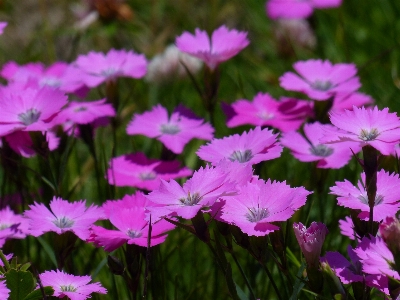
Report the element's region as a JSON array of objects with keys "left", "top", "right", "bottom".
[
  {"left": 176, "top": 25, "right": 249, "bottom": 70},
  {"left": 197, "top": 127, "right": 282, "bottom": 165},
  {"left": 39, "top": 270, "right": 107, "bottom": 300},
  {"left": 24, "top": 197, "right": 104, "bottom": 241},
  {"left": 293, "top": 222, "right": 328, "bottom": 268},
  {"left": 330, "top": 170, "right": 400, "bottom": 221},
  {"left": 106, "top": 152, "right": 192, "bottom": 191},
  {"left": 0, "top": 281, "right": 10, "bottom": 299},
  {"left": 127, "top": 104, "right": 214, "bottom": 154},
  {"left": 379, "top": 216, "right": 400, "bottom": 256},
  {"left": 321, "top": 106, "right": 400, "bottom": 155},
  {"left": 330, "top": 92, "right": 373, "bottom": 113},
  {"left": 224, "top": 93, "right": 312, "bottom": 131},
  {"left": 219, "top": 179, "right": 311, "bottom": 236},
  {"left": 266, "top": 0, "right": 342, "bottom": 19},
  {"left": 146, "top": 165, "right": 236, "bottom": 220},
  {"left": 280, "top": 59, "right": 360, "bottom": 100},
  {"left": 280, "top": 122, "right": 361, "bottom": 168},
  {"left": 0, "top": 84, "right": 68, "bottom": 137},
  {"left": 0, "top": 22, "right": 7, "bottom": 34},
  {"left": 0, "top": 207, "right": 29, "bottom": 247},
  {"left": 73, "top": 49, "right": 147, "bottom": 87},
  {"left": 338, "top": 216, "right": 359, "bottom": 240}
]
